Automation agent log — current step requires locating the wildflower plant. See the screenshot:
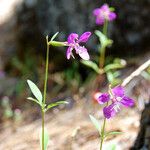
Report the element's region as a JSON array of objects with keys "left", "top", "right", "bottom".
[
  {"left": 90, "top": 85, "right": 134, "bottom": 150},
  {"left": 27, "top": 33, "right": 68, "bottom": 150},
  {"left": 82, "top": 4, "right": 126, "bottom": 86}
]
